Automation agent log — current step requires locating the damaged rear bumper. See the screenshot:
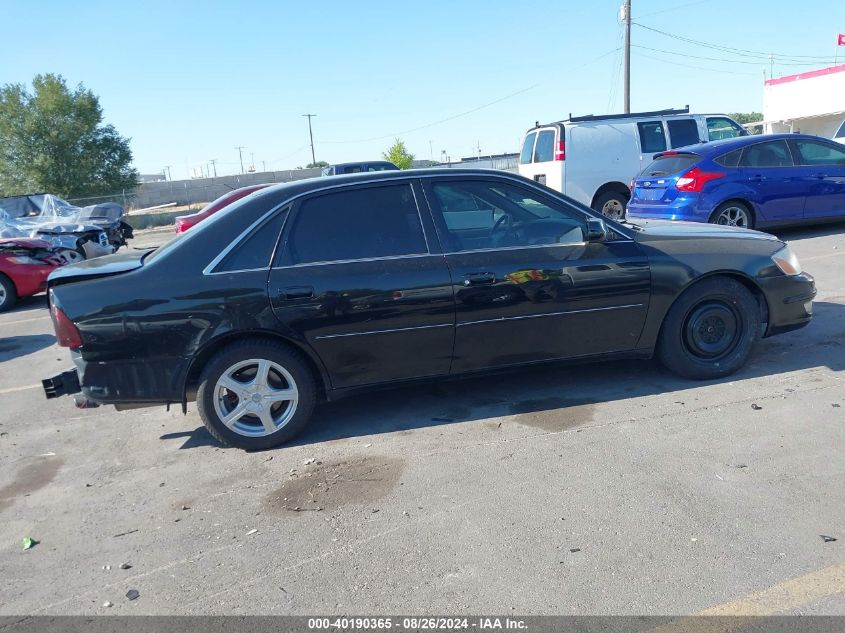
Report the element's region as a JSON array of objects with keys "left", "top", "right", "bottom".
[
  {"left": 42, "top": 350, "right": 184, "bottom": 411},
  {"left": 42, "top": 368, "right": 81, "bottom": 399}
]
